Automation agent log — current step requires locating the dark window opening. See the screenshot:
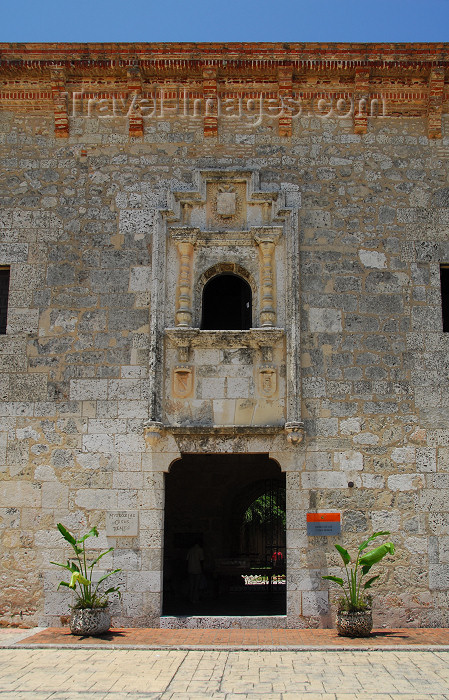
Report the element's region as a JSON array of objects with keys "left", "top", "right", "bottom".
[
  {"left": 201, "top": 273, "right": 252, "bottom": 330},
  {"left": 0, "top": 268, "right": 10, "bottom": 335},
  {"left": 441, "top": 265, "right": 449, "bottom": 332}
]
